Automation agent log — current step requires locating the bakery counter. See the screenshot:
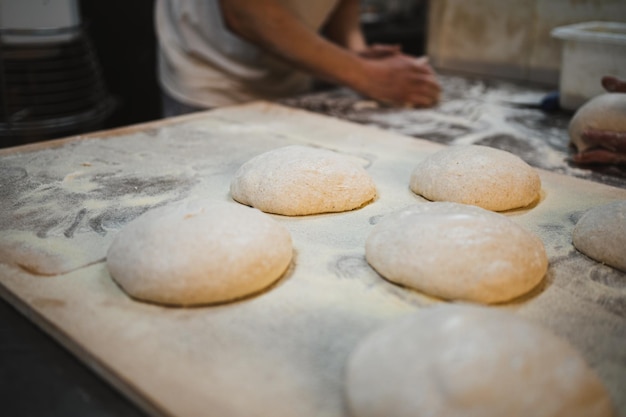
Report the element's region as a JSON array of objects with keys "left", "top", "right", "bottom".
[{"left": 282, "top": 73, "right": 626, "bottom": 189}]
